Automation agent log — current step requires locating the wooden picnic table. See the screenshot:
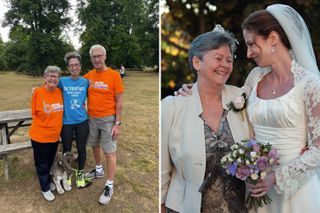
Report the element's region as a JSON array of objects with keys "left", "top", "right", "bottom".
[{"left": 0, "top": 109, "right": 32, "bottom": 180}]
